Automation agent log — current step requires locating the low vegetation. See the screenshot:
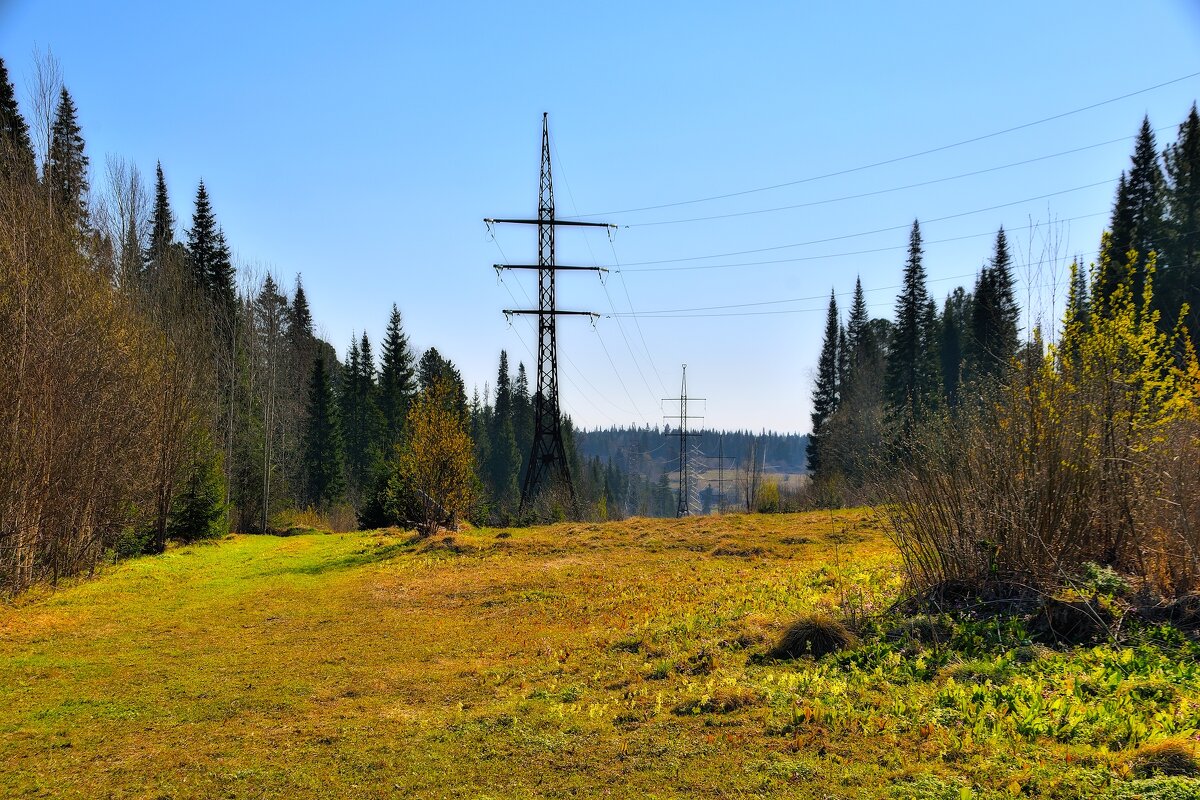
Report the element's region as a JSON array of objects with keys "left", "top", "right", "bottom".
[{"left": 4, "top": 510, "right": 1200, "bottom": 798}]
